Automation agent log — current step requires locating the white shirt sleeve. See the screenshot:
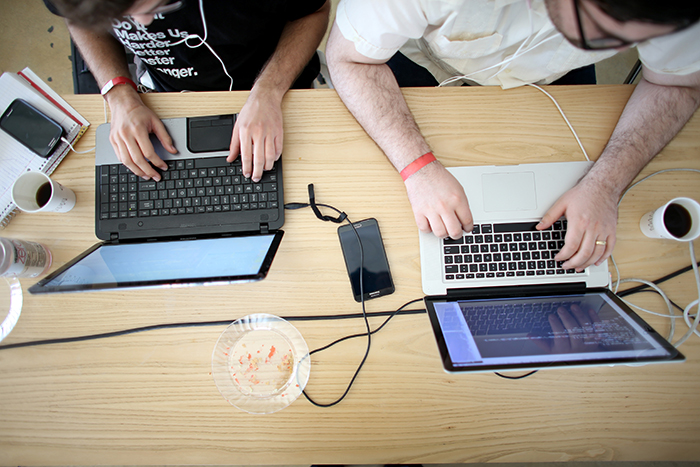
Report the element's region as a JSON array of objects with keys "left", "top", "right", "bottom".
[
  {"left": 637, "top": 20, "right": 700, "bottom": 76},
  {"left": 335, "top": 0, "right": 431, "bottom": 61}
]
